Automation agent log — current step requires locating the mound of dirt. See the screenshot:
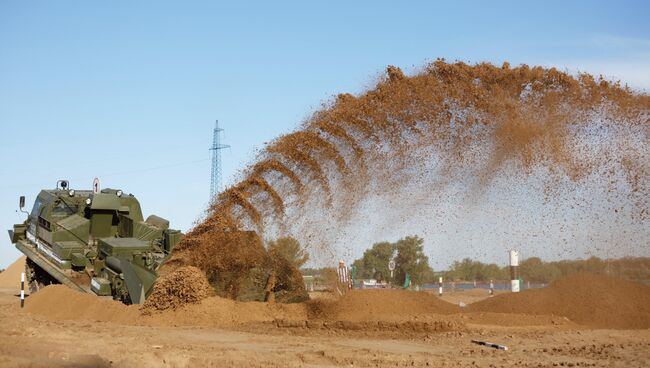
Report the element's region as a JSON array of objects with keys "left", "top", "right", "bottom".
[
  {"left": 23, "top": 285, "right": 139, "bottom": 323},
  {"left": 470, "top": 273, "right": 650, "bottom": 329},
  {"left": 309, "top": 289, "right": 459, "bottom": 322},
  {"left": 0, "top": 256, "right": 25, "bottom": 288},
  {"left": 142, "top": 266, "right": 213, "bottom": 313},
  {"left": 144, "top": 295, "right": 308, "bottom": 327},
  {"left": 23, "top": 284, "right": 306, "bottom": 328}
]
